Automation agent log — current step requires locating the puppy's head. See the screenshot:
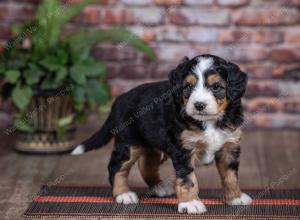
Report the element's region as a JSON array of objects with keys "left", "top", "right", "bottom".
[{"left": 169, "top": 54, "right": 248, "bottom": 121}]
